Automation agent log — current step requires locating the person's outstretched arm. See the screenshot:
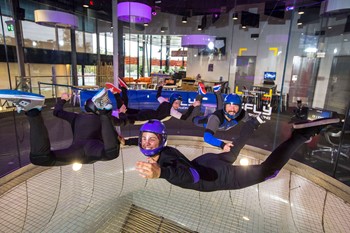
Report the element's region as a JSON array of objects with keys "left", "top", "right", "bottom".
[
  {"left": 156, "top": 84, "right": 163, "bottom": 100},
  {"left": 170, "top": 100, "right": 201, "bottom": 120},
  {"left": 53, "top": 93, "right": 77, "bottom": 125},
  {"left": 136, "top": 147, "right": 199, "bottom": 184},
  {"left": 204, "top": 114, "right": 234, "bottom": 152}
]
